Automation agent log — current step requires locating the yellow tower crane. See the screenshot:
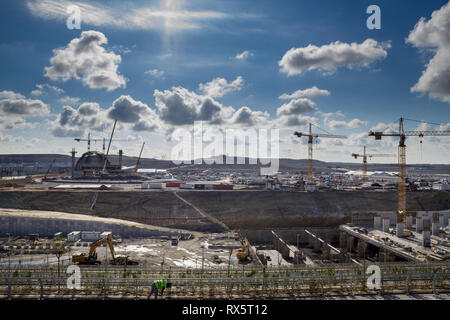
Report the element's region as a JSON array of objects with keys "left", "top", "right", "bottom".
[
  {"left": 294, "top": 123, "right": 347, "bottom": 184},
  {"left": 369, "top": 117, "right": 450, "bottom": 237},
  {"left": 351, "top": 146, "right": 395, "bottom": 183}
]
